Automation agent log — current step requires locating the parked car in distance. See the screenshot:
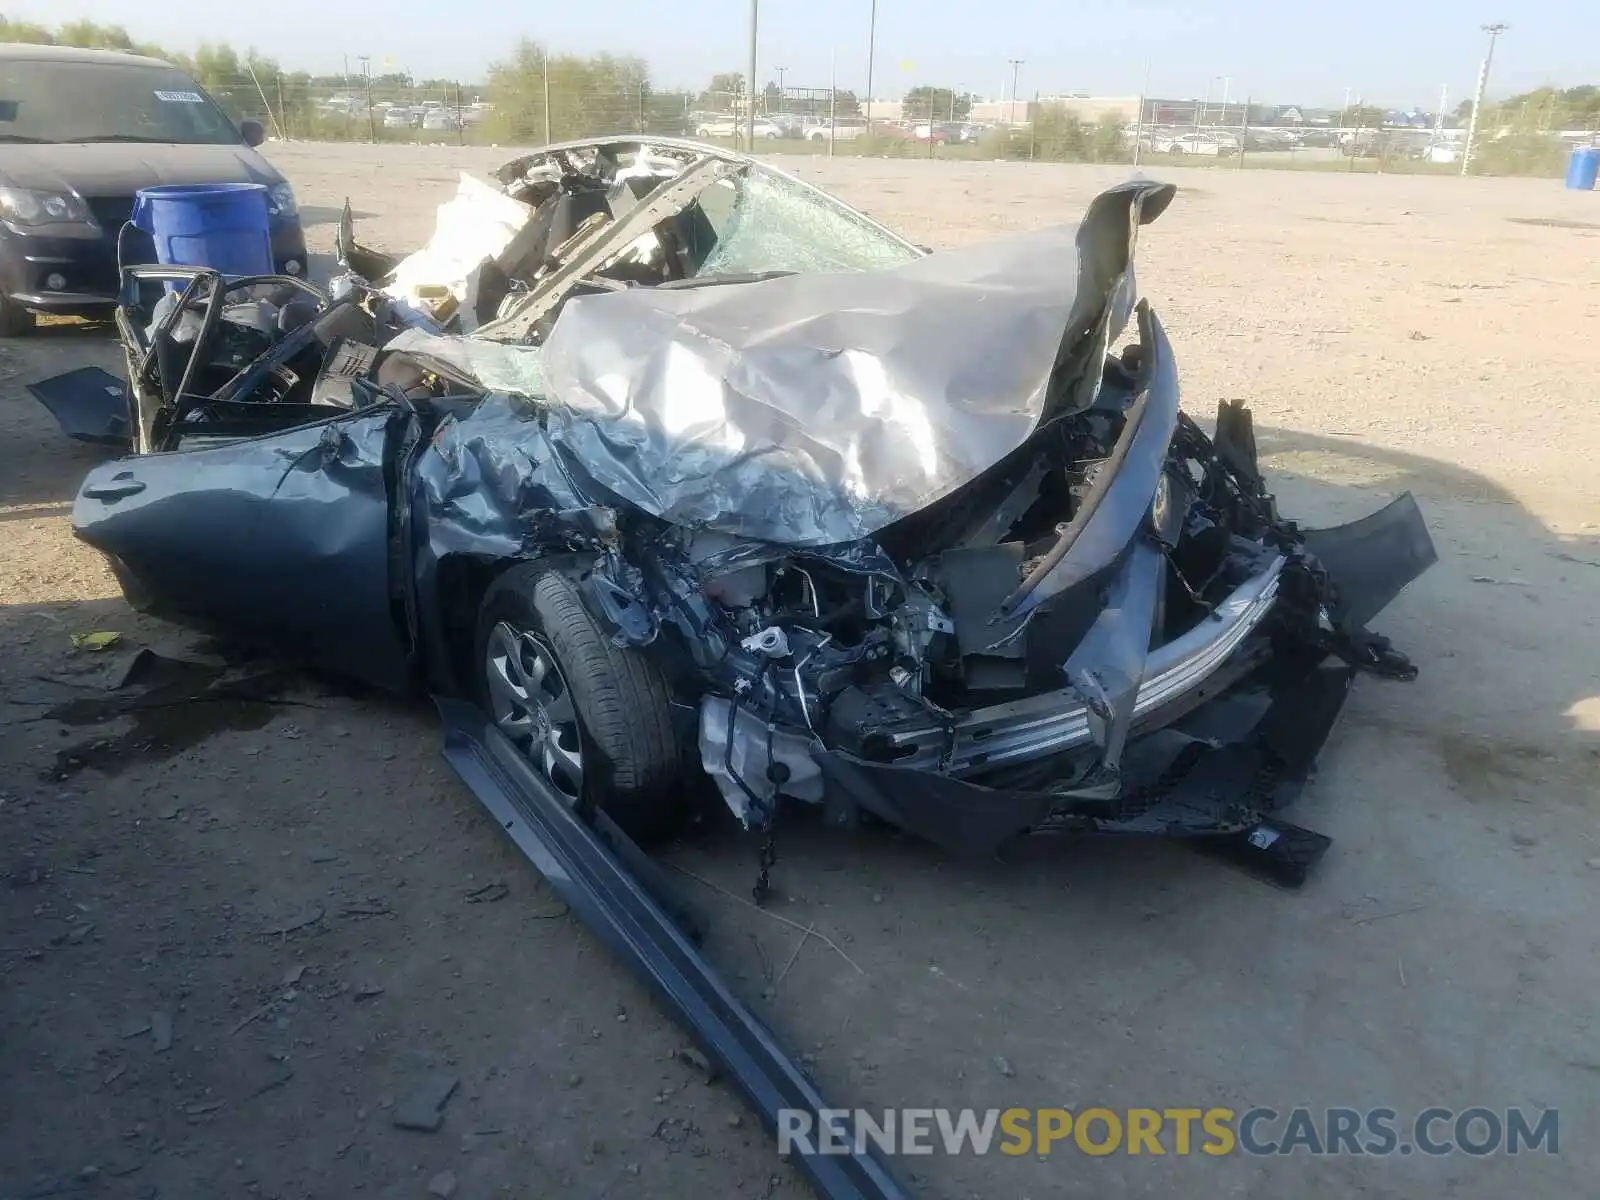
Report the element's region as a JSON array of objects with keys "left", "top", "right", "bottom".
[
  {"left": 805, "top": 116, "right": 869, "bottom": 141},
  {"left": 1426, "top": 138, "right": 1464, "bottom": 164},
  {"left": 382, "top": 107, "right": 411, "bottom": 130},
  {"left": 1155, "top": 131, "right": 1238, "bottom": 156},
  {"left": 693, "top": 116, "right": 780, "bottom": 139},
  {"left": 0, "top": 42, "right": 307, "bottom": 335},
  {"left": 421, "top": 109, "right": 461, "bottom": 133},
  {"left": 1242, "top": 128, "right": 1300, "bottom": 151}
]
